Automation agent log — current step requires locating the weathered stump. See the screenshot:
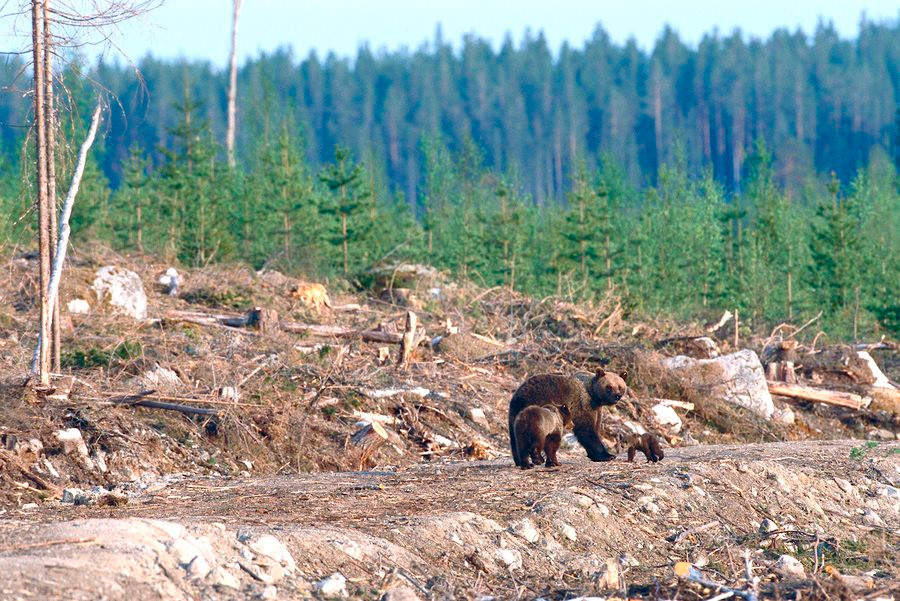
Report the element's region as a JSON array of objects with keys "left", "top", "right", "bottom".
[{"left": 246, "top": 307, "right": 278, "bottom": 334}]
